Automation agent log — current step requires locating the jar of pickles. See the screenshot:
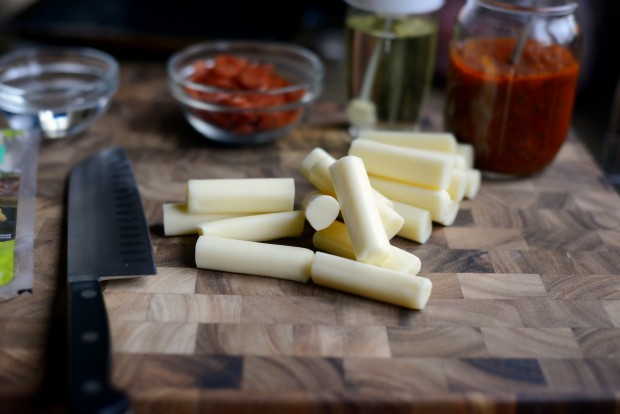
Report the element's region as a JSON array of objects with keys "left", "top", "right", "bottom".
[{"left": 444, "top": 0, "right": 581, "bottom": 177}]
